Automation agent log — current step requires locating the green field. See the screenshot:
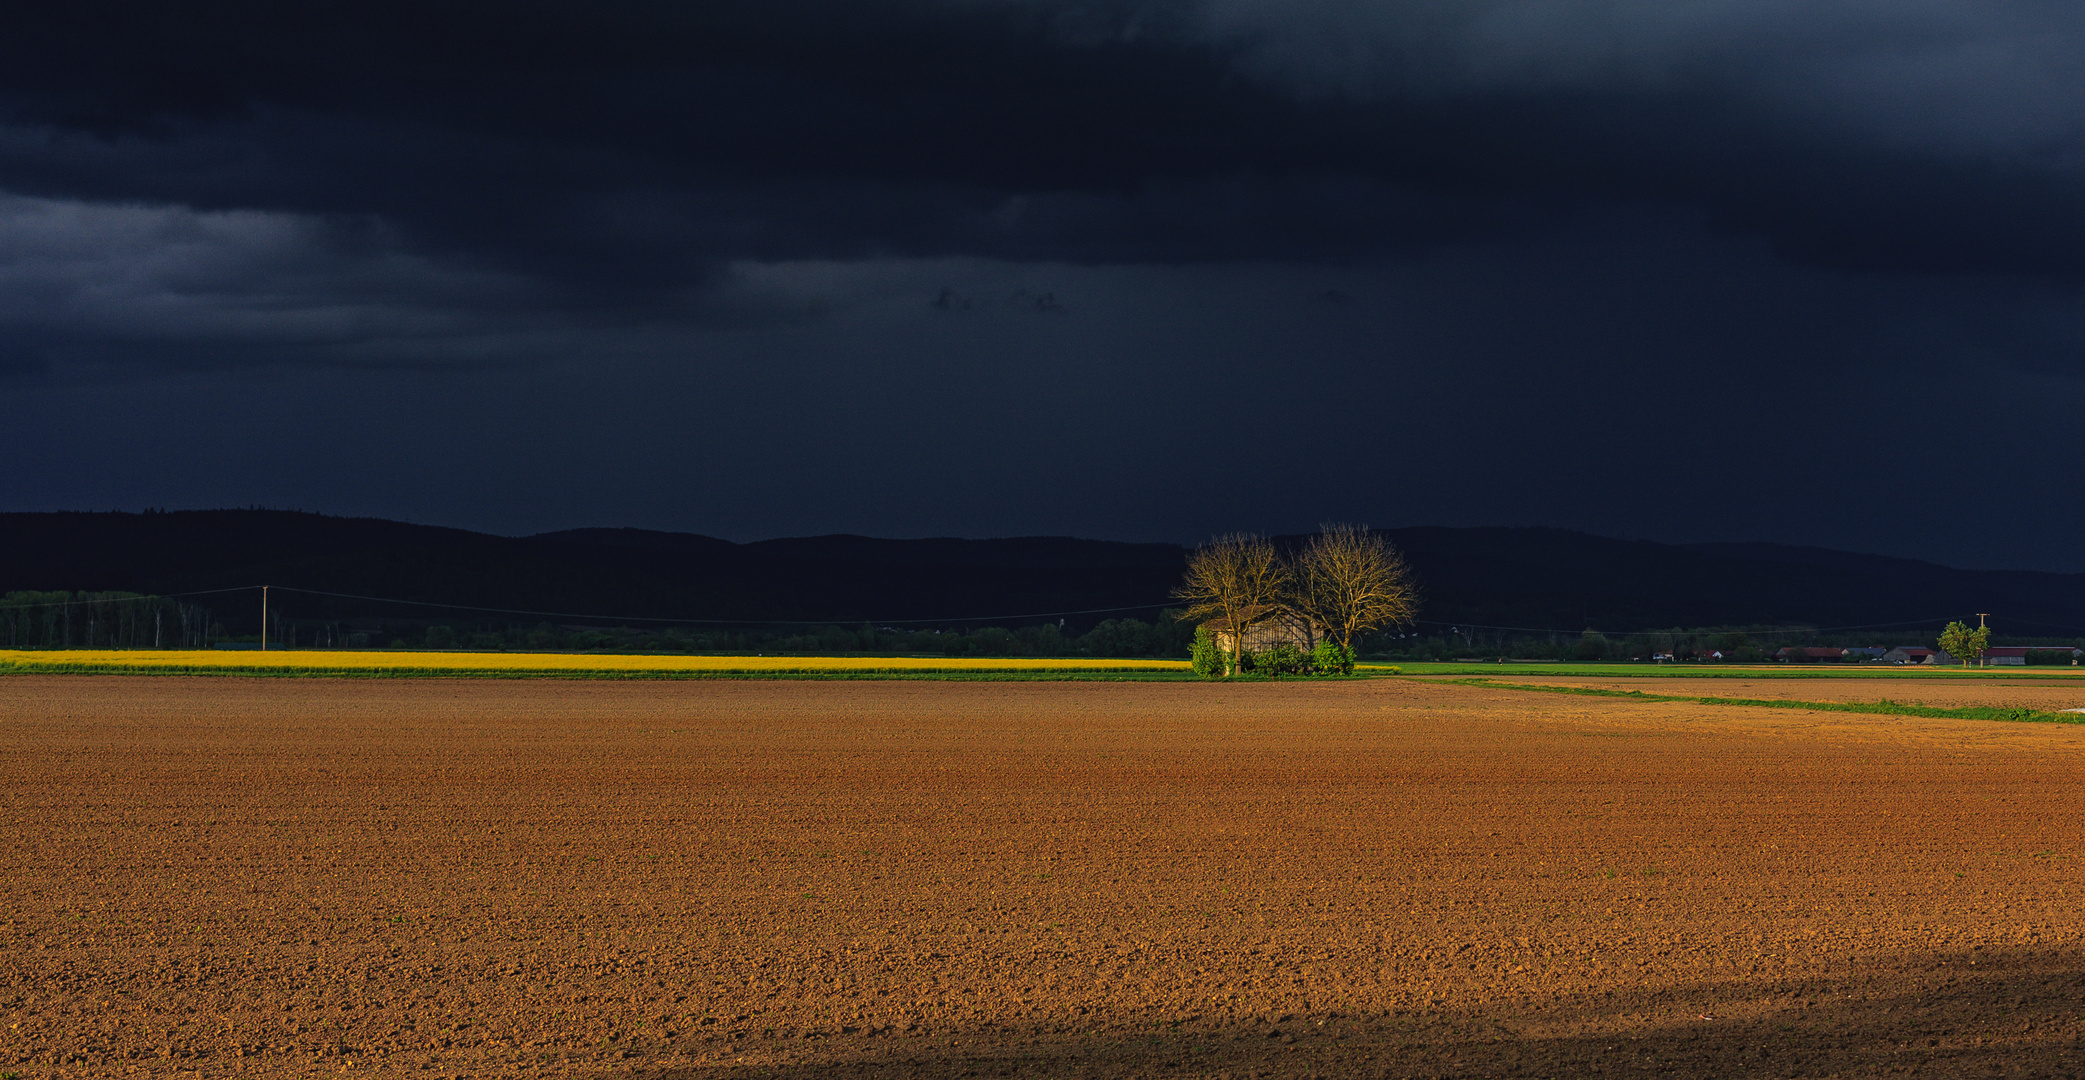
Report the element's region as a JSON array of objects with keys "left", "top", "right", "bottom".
[
  {"left": 1371, "top": 661, "right": 2085, "bottom": 679},
  {"left": 1434, "top": 675, "right": 2085, "bottom": 726},
  {"left": 0, "top": 649, "right": 1193, "bottom": 680},
  {"left": 9, "top": 651, "right": 2079, "bottom": 685}
]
